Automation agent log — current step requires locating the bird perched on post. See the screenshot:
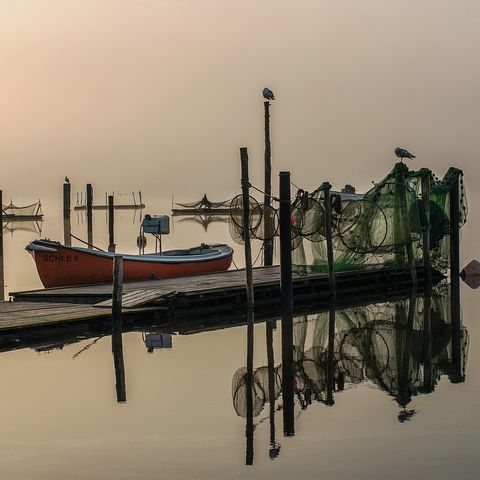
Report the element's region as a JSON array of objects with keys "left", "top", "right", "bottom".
[
  {"left": 262, "top": 87, "right": 275, "bottom": 101},
  {"left": 394, "top": 147, "right": 416, "bottom": 162},
  {"left": 65, "top": 176, "right": 70, "bottom": 183}
]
